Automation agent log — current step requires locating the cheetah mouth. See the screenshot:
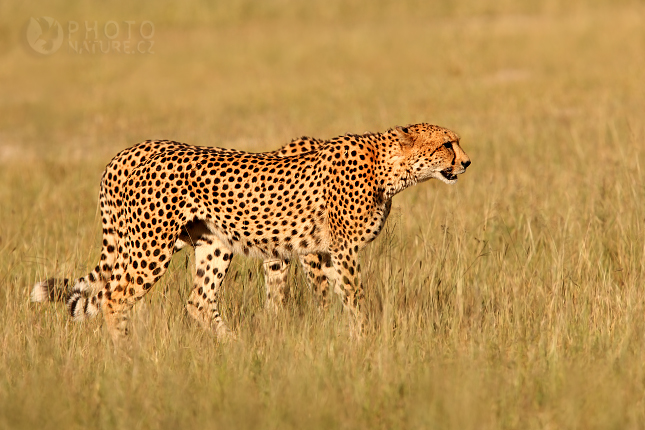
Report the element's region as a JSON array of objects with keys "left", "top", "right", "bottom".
[{"left": 439, "top": 169, "right": 458, "bottom": 182}]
